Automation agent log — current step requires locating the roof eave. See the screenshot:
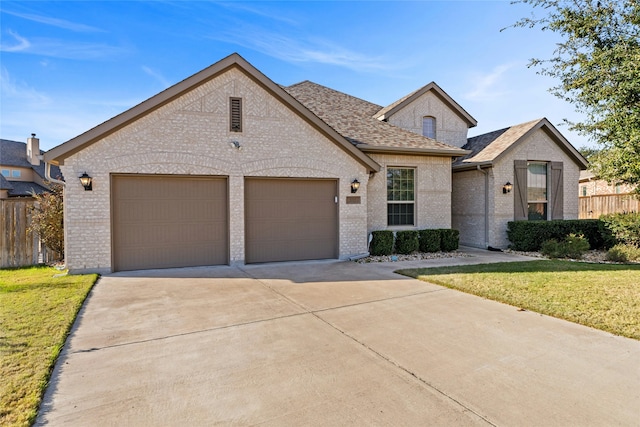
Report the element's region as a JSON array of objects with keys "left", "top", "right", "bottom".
[
  {"left": 452, "top": 161, "right": 494, "bottom": 172},
  {"left": 357, "top": 144, "right": 470, "bottom": 157}
]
